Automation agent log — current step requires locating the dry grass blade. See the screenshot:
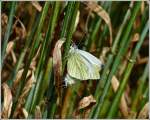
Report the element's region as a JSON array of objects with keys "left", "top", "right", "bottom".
[
  {"left": 34, "top": 106, "right": 42, "bottom": 119},
  {"left": 83, "top": 1, "right": 113, "bottom": 45},
  {"left": 2, "top": 83, "right": 13, "bottom": 118},
  {"left": 6, "top": 41, "right": 14, "bottom": 55},
  {"left": 12, "top": 69, "right": 31, "bottom": 95},
  {"left": 30, "top": 44, "right": 41, "bottom": 70},
  {"left": 111, "top": 76, "right": 129, "bottom": 118},
  {"left": 78, "top": 95, "right": 96, "bottom": 110},
  {"left": 138, "top": 102, "right": 149, "bottom": 119},
  {"left": 13, "top": 17, "right": 27, "bottom": 40},
  {"left": 13, "top": 71, "right": 35, "bottom": 118},
  {"left": 31, "top": 1, "right": 42, "bottom": 12},
  {"left": 73, "top": 95, "right": 96, "bottom": 119},
  {"left": 132, "top": 33, "right": 140, "bottom": 42},
  {"left": 6, "top": 41, "right": 17, "bottom": 64},
  {"left": 1, "top": 13, "right": 8, "bottom": 37},
  {"left": 22, "top": 108, "right": 28, "bottom": 119},
  {"left": 53, "top": 39, "right": 65, "bottom": 106}
]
